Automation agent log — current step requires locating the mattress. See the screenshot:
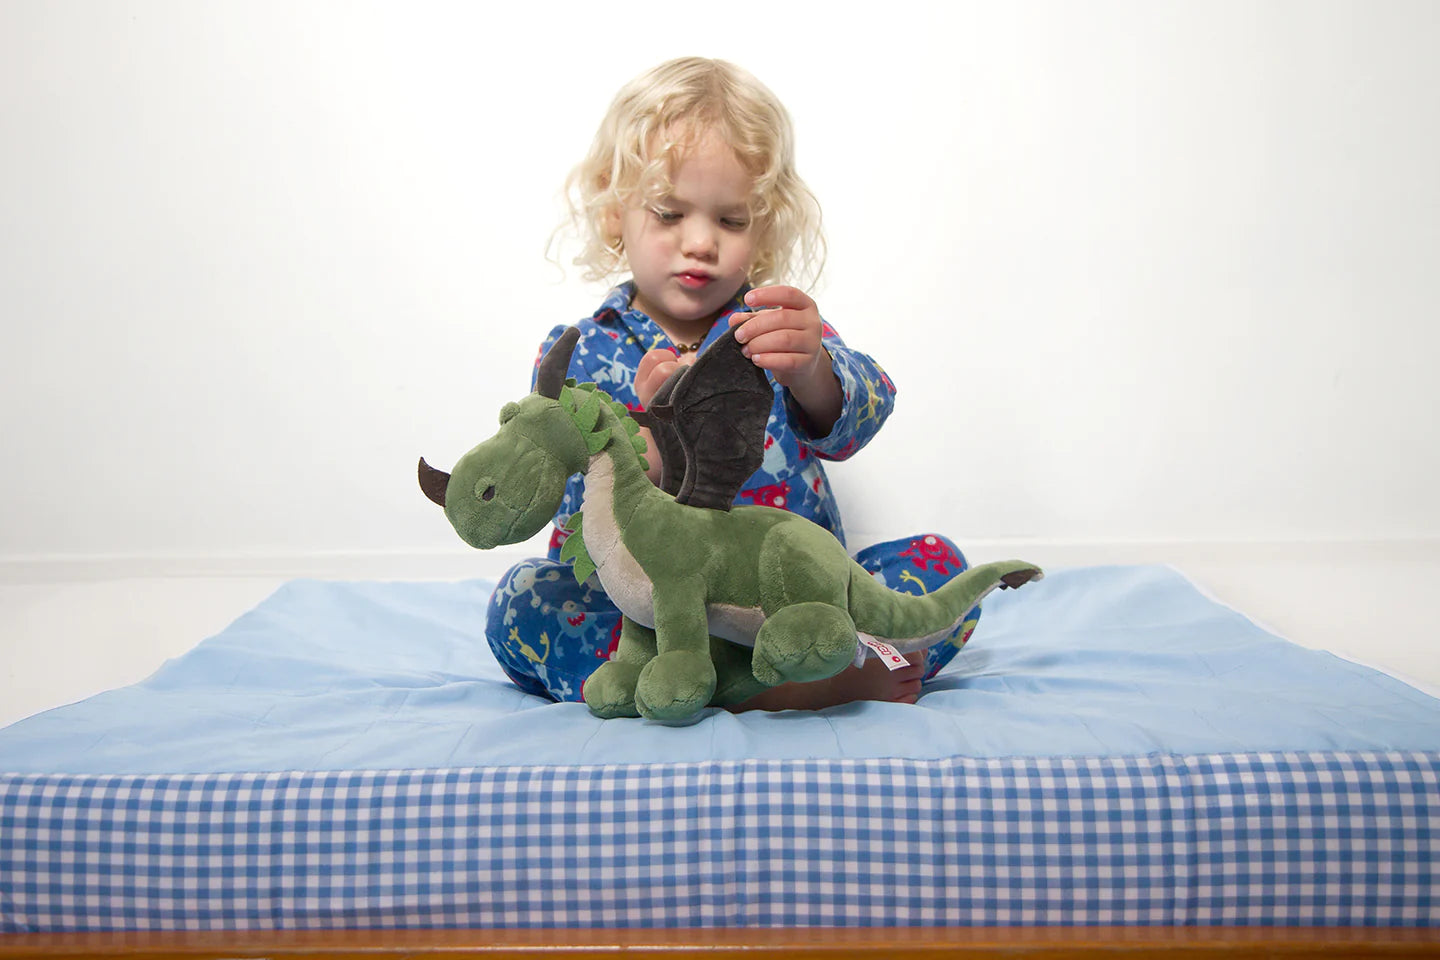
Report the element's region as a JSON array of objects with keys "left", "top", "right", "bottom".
[{"left": 1, "top": 564, "right": 1437, "bottom": 930}]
